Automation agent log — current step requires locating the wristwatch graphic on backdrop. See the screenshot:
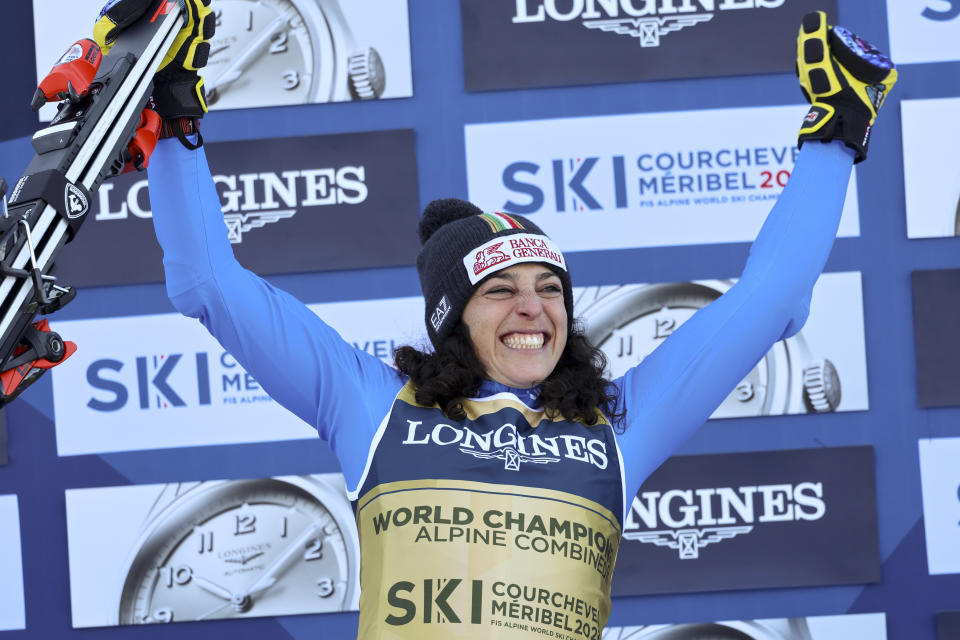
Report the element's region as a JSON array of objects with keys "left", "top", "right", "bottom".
[
  {"left": 115, "top": 476, "right": 359, "bottom": 625},
  {"left": 603, "top": 619, "right": 813, "bottom": 640},
  {"left": 954, "top": 191, "right": 960, "bottom": 236},
  {"left": 204, "top": 0, "right": 386, "bottom": 110},
  {"left": 575, "top": 282, "right": 842, "bottom": 417}
]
